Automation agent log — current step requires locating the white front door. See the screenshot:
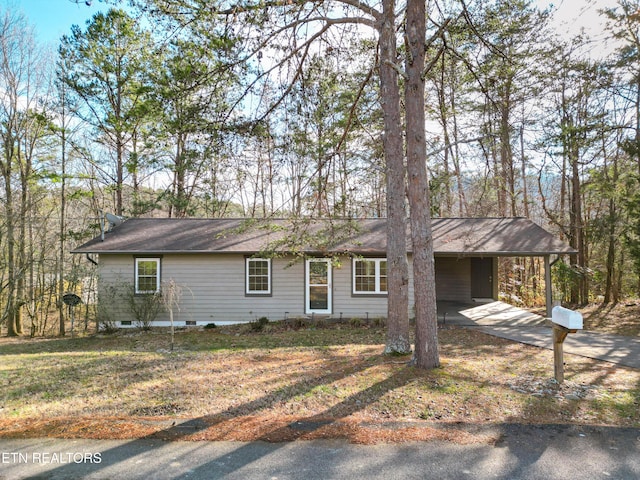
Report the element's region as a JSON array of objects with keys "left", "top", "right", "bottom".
[{"left": 306, "top": 258, "right": 332, "bottom": 315}]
